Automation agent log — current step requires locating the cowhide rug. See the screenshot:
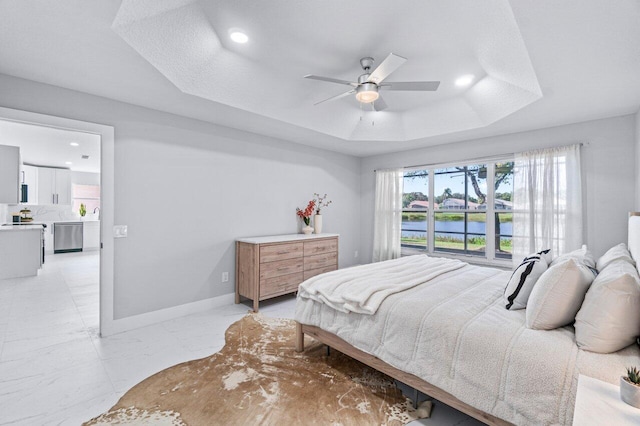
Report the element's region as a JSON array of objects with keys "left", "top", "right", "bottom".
[{"left": 85, "top": 314, "right": 432, "bottom": 425}]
